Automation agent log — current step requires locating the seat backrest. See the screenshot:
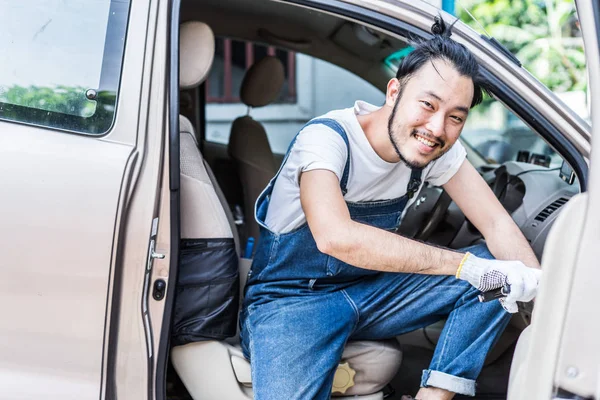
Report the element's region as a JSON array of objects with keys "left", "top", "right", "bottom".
[
  {"left": 228, "top": 56, "right": 285, "bottom": 242},
  {"left": 178, "top": 20, "right": 239, "bottom": 252},
  {"left": 180, "top": 115, "right": 239, "bottom": 250}
]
